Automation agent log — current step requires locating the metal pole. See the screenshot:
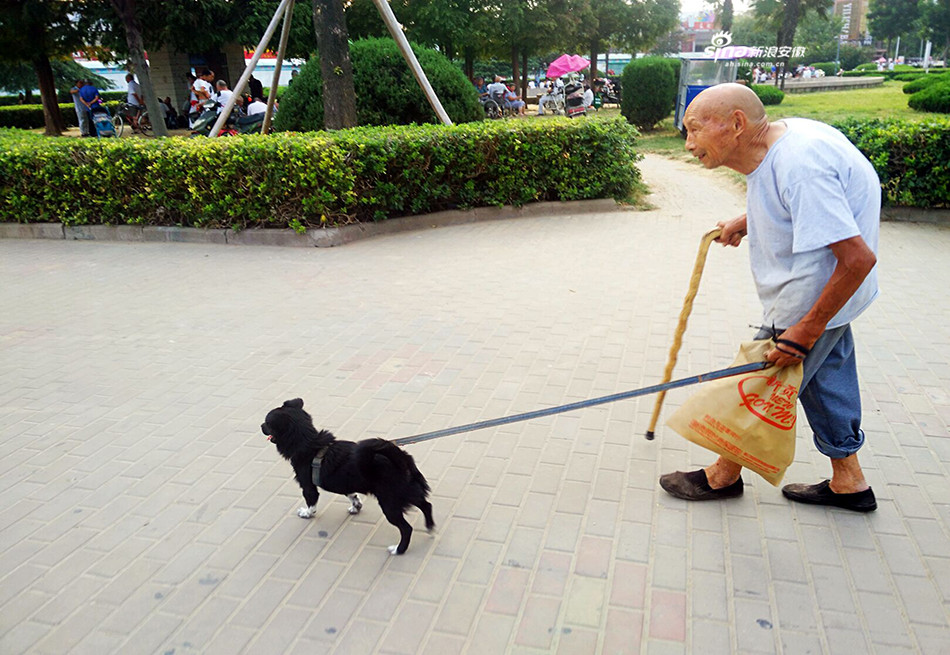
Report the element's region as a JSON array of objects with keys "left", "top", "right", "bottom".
[
  {"left": 263, "top": 0, "right": 295, "bottom": 134},
  {"left": 370, "top": 0, "right": 452, "bottom": 126},
  {"left": 210, "top": 0, "right": 291, "bottom": 137}
]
